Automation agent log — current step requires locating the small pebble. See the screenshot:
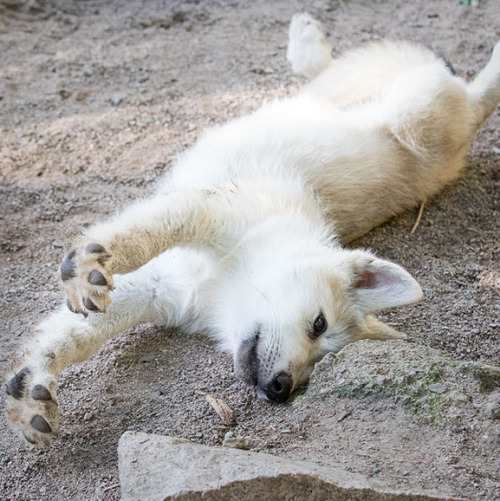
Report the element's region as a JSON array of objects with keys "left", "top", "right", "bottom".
[
  {"left": 83, "top": 413, "right": 94, "bottom": 422},
  {"left": 110, "top": 92, "right": 126, "bottom": 106},
  {"left": 139, "top": 353, "right": 155, "bottom": 363},
  {"left": 222, "top": 432, "right": 256, "bottom": 450},
  {"left": 428, "top": 383, "right": 447, "bottom": 394}
]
